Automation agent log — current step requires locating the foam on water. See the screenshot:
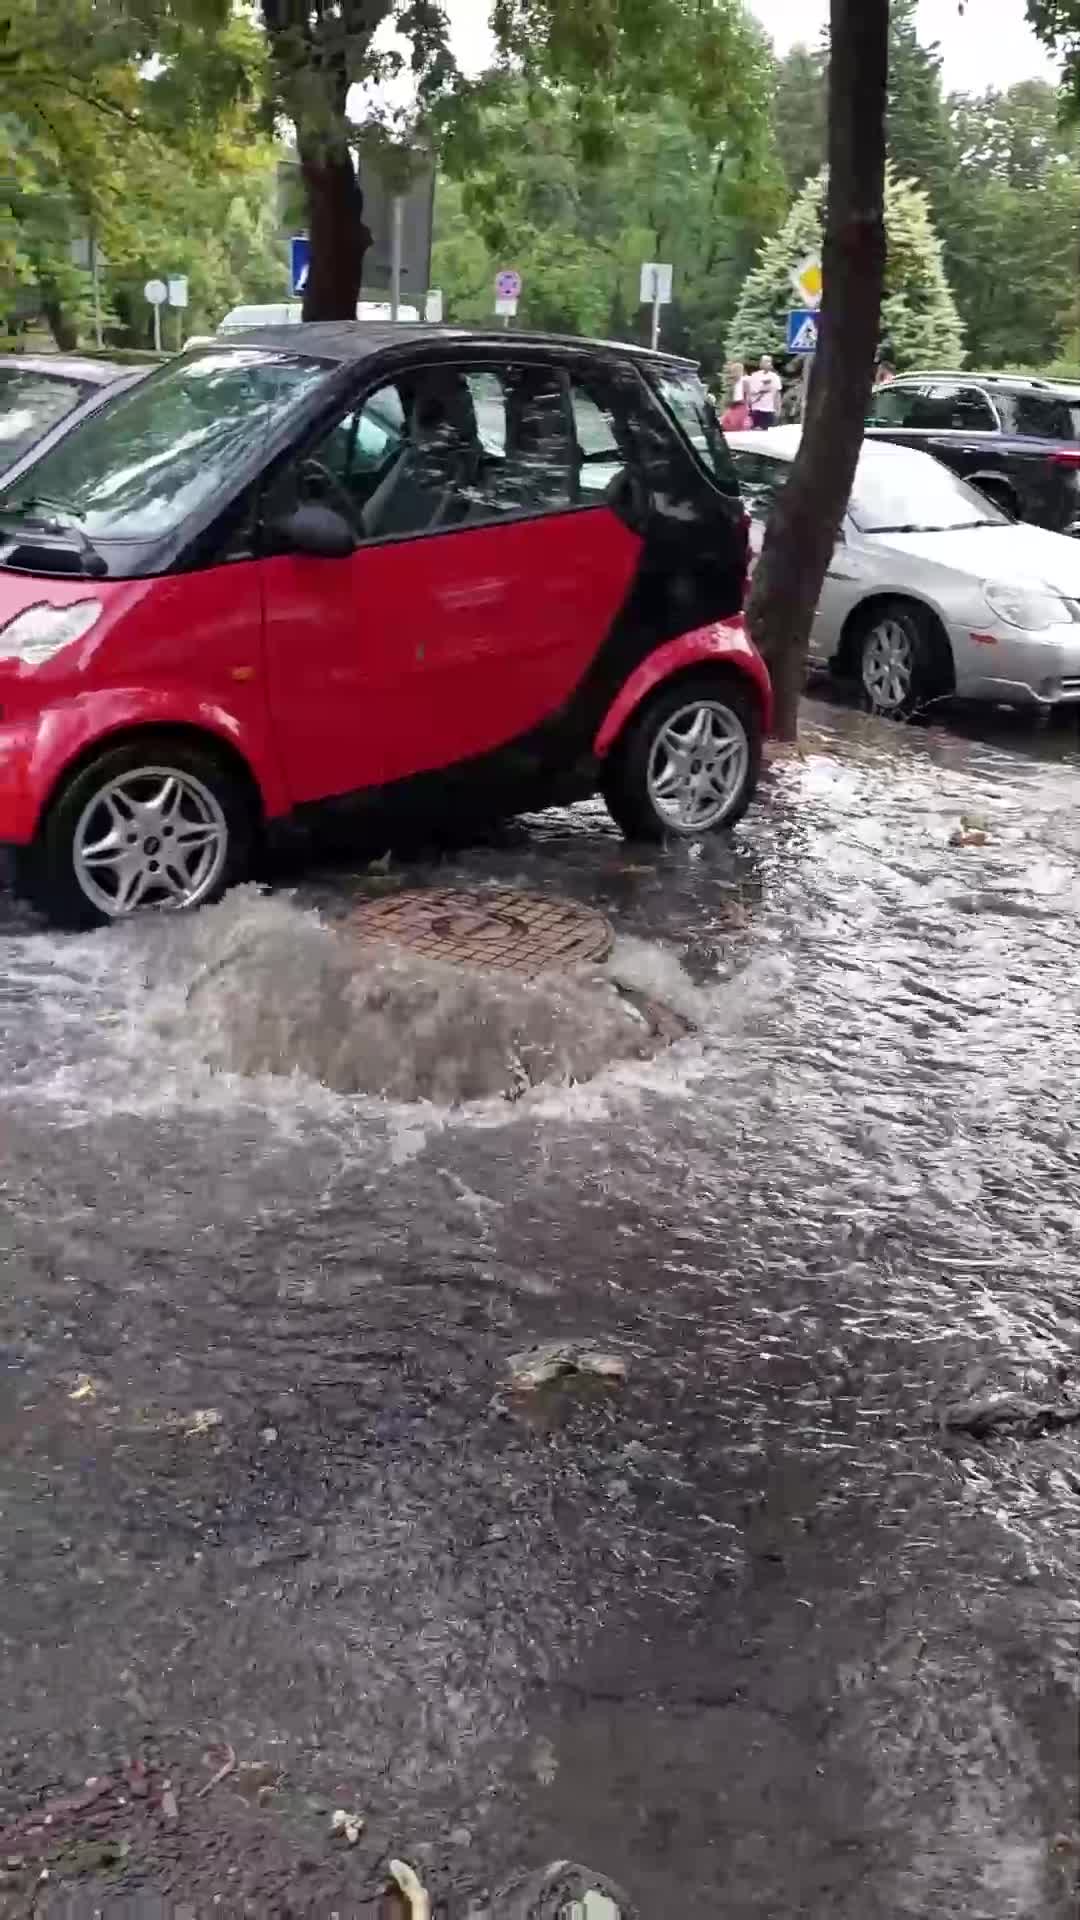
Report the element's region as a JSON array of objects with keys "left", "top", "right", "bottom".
[{"left": 1, "top": 887, "right": 729, "bottom": 1123}]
